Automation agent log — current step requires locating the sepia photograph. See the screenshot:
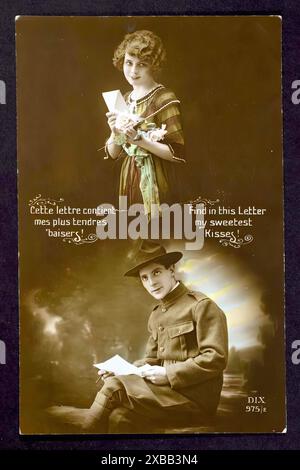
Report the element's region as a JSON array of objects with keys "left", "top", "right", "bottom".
[{"left": 17, "top": 16, "right": 285, "bottom": 434}]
